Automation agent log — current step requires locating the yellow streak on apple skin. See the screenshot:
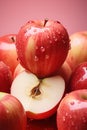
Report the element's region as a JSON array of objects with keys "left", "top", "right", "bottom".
[
  {"left": 0, "top": 92, "right": 8, "bottom": 100},
  {"left": 25, "top": 36, "right": 36, "bottom": 70}
]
